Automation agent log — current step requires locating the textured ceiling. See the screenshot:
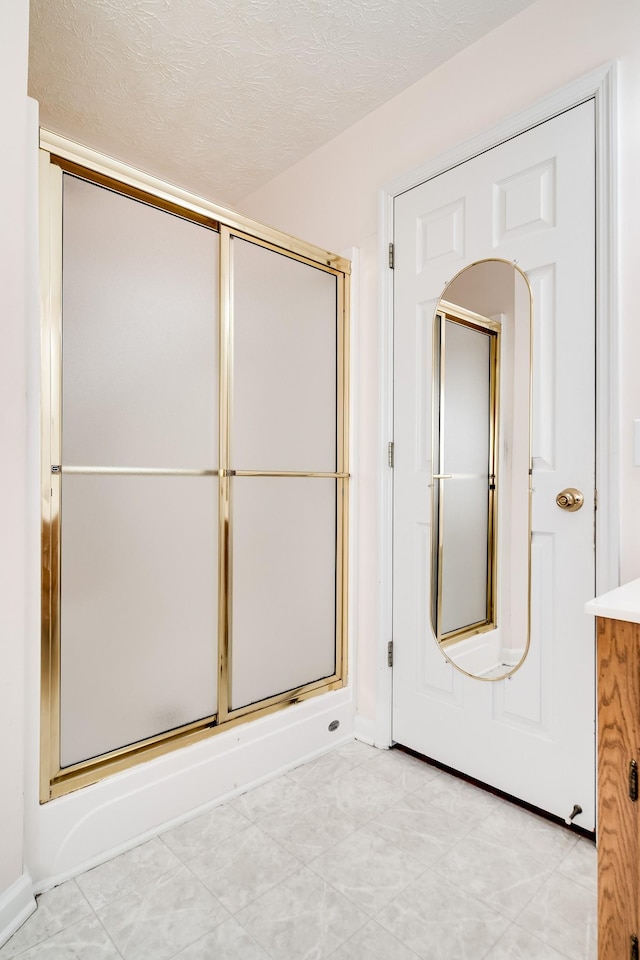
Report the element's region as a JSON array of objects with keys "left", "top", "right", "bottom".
[{"left": 29, "top": 0, "right": 534, "bottom": 206}]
